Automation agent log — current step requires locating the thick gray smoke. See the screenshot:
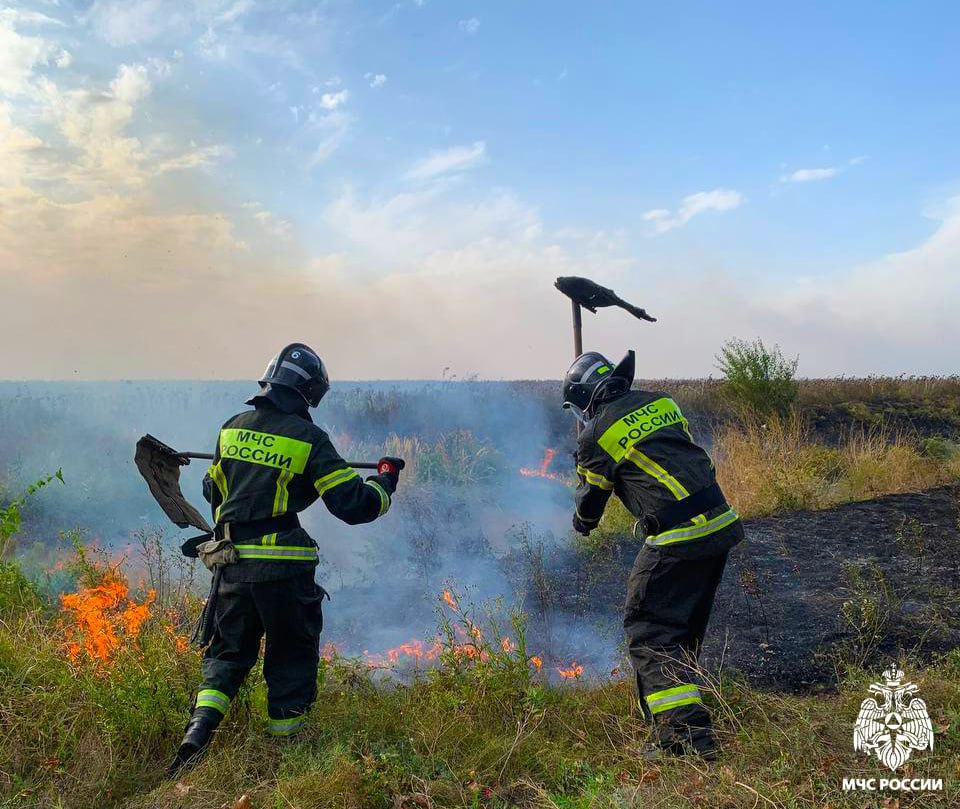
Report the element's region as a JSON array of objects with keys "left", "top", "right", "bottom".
[{"left": 0, "top": 380, "right": 620, "bottom": 673}]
